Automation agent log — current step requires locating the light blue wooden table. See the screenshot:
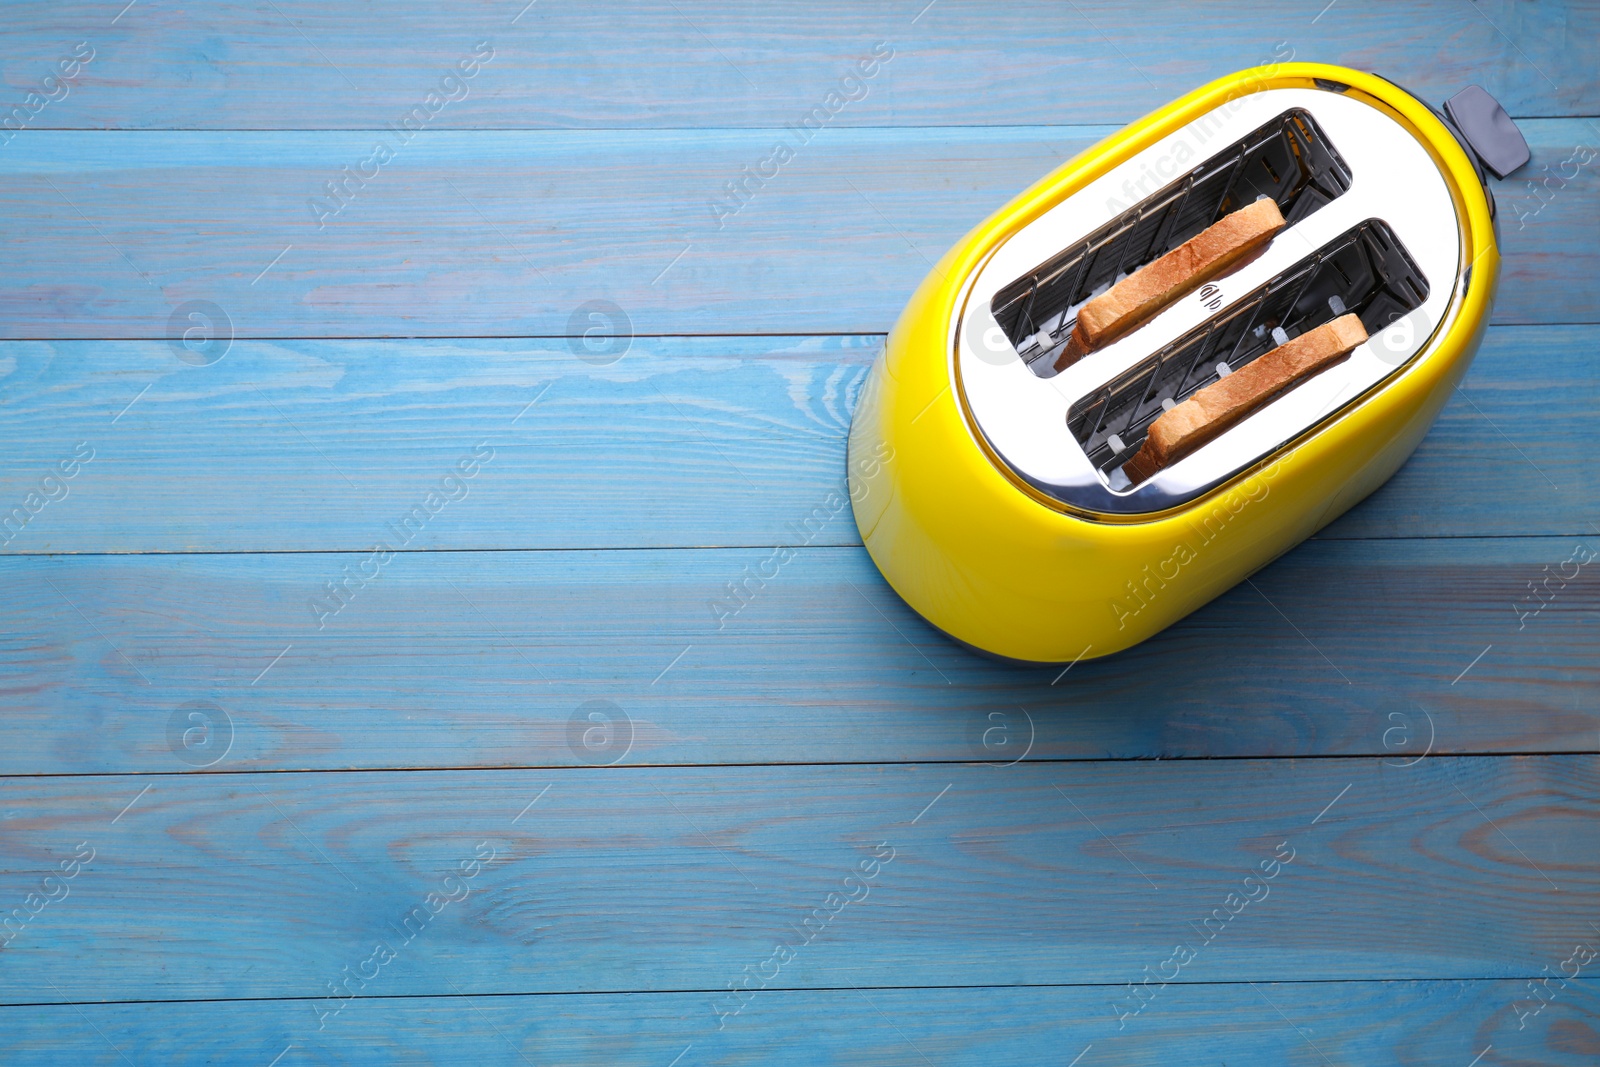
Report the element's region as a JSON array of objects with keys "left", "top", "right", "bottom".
[{"left": 2, "top": 2, "right": 1597, "bottom": 1063}]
